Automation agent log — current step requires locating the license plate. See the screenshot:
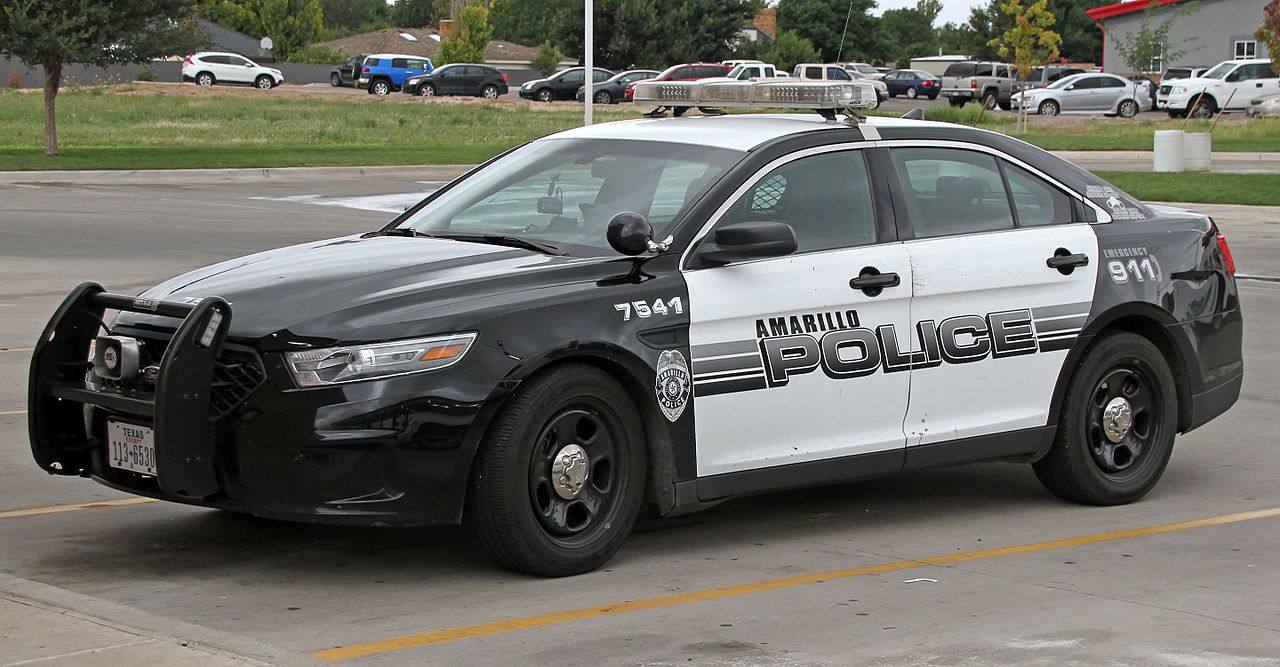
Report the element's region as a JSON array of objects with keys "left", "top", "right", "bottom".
[{"left": 107, "top": 421, "right": 157, "bottom": 476}]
